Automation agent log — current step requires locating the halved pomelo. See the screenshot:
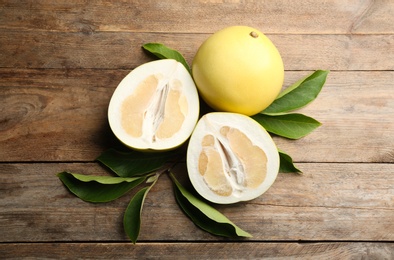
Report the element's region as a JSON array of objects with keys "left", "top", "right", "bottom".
[
  {"left": 108, "top": 59, "right": 199, "bottom": 151},
  {"left": 187, "top": 112, "right": 279, "bottom": 204}
]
